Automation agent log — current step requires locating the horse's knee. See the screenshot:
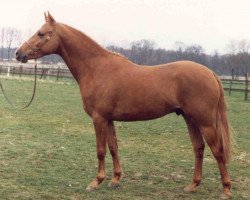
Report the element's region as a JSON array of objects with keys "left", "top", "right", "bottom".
[
  {"left": 194, "top": 144, "right": 205, "bottom": 158},
  {"left": 97, "top": 149, "right": 106, "bottom": 160}
]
